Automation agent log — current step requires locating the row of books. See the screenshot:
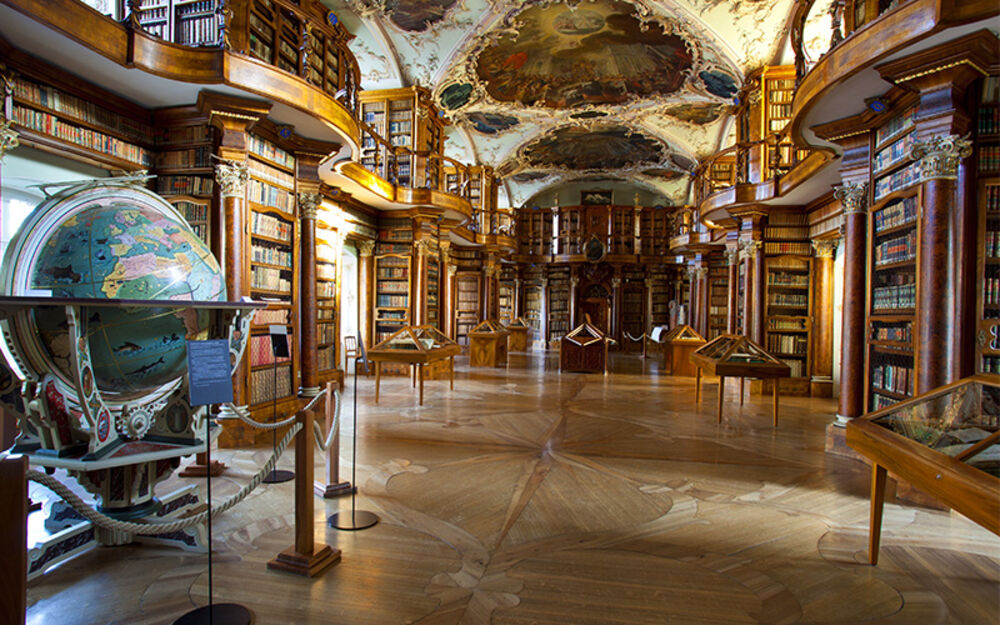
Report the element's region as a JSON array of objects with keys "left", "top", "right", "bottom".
[
  {"left": 872, "top": 283, "right": 916, "bottom": 311},
  {"left": 157, "top": 147, "right": 212, "bottom": 169},
  {"left": 873, "top": 324, "right": 911, "bottom": 343},
  {"left": 12, "top": 105, "right": 152, "bottom": 165},
  {"left": 318, "top": 346, "right": 335, "bottom": 371},
  {"left": 874, "top": 230, "right": 916, "bottom": 265},
  {"left": 376, "top": 242, "right": 411, "bottom": 255},
  {"left": 871, "top": 393, "right": 900, "bottom": 411},
  {"left": 875, "top": 106, "right": 916, "bottom": 148},
  {"left": 767, "top": 103, "right": 793, "bottom": 119},
  {"left": 768, "top": 293, "right": 807, "bottom": 307},
  {"left": 157, "top": 125, "right": 212, "bottom": 145},
  {"left": 248, "top": 179, "right": 295, "bottom": 213},
  {"left": 984, "top": 276, "right": 1000, "bottom": 306},
  {"left": 251, "top": 243, "right": 291, "bottom": 267},
  {"left": 251, "top": 266, "right": 291, "bottom": 292},
  {"left": 873, "top": 196, "right": 918, "bottom": 233},
  {"left": 249, "top": 135, "right": 295, "bottom": 169},
  {"left": 177, "top": 14, "right": 219, "bottom": 46},
  {"left": 763, "top": 242, "right": 811, "bottom": 255},
  {"left": 873, "top": 132, "right": 914, "bottom": 173},
  {"left": 251, "top": 211, "right": 292, "bottom": 242},
  {"left": 983, "top": 231, "right": 1000, "bottom": 258},
  {"left": 189, "top": 223, "right": 207, "bottom": 241},
  {"left": 378, "top": 281, "right": 408, "bottom": 294},
  {"left": 252, "top": 308, "right": 288, "bottom": 326},
  {"left": 158, "top": 175, "right": 213, "bottom": 196},
  {"left": 871, "top": 362, "right": 913, "bottom": 396},
  {"left": 249, "top": 334, "right": 291, "bottom": 367},
  {"left": 768, "top": 334, "right": 808, "bottom": 355},
  {"left": 377, "top": 309, "right": 407, "bottom": 321},
  {"left": 317, "top": 282, "right": 335, "bottom": 298},
  {"left": 249, "top": 33, "right": 273, "bottom": 63},
  {"left": 318, "top": 307, "right": 335, "bottom": 320},
  {"left": 379, "top": 229, "right": 413, "bottom": 242},
  {"left": 317, "top": 263, "right": 337, "bottom": 280},
  {"left": 768, "top": 319, "right": 807, "bottom": 331},
  {"left": 248, "top": 158, "right": 295, "bottom": 189},
  {"left": 763, "top": 226, "right": 808, "bottom": 239},
  {"left": 319, "top": 323, "right": 338, "bottom": 344},
  {"left": 978, "top": 106, "right": 1000, "bottom": 136},
  {"left": 377, "top": 294, "right": 408, "bottom": 307},
  {"left": 874, "top": 162, "right": 919, "bottom": 201},
  {"left": 173, "top": 200, "right": 208, "bottom": 222},
  {"left": 980, "top": 145, "right": 1000, "bottom": 173},
  {"left": 985, "top": 185, "right": 1000, "bottom": 213},
  {"left": 250, "top": 365, "right": 293, "bottom": 405},
  {"left": 768, "top": 271, "right": 808, "bottom": 287},
  {"left": 12, "top": 77, "right": 152, "bottom": 141},
  {"left": 780, "top": 359, "right": 805, "bottom": 378}
]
